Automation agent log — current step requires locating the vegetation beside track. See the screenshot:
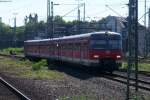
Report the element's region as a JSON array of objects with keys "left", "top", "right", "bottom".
[
  {"left": 0, "top": 47, "right": 150, "bottom": 72},
  {"left": 0, "top": 47, "right": 24, "bottom": 55},
  {"left": 121, "top": 61, "right": 150, "bottom": 72},
  {"left": 0, "top": 56, "right": 65, "bottom": 80}
]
